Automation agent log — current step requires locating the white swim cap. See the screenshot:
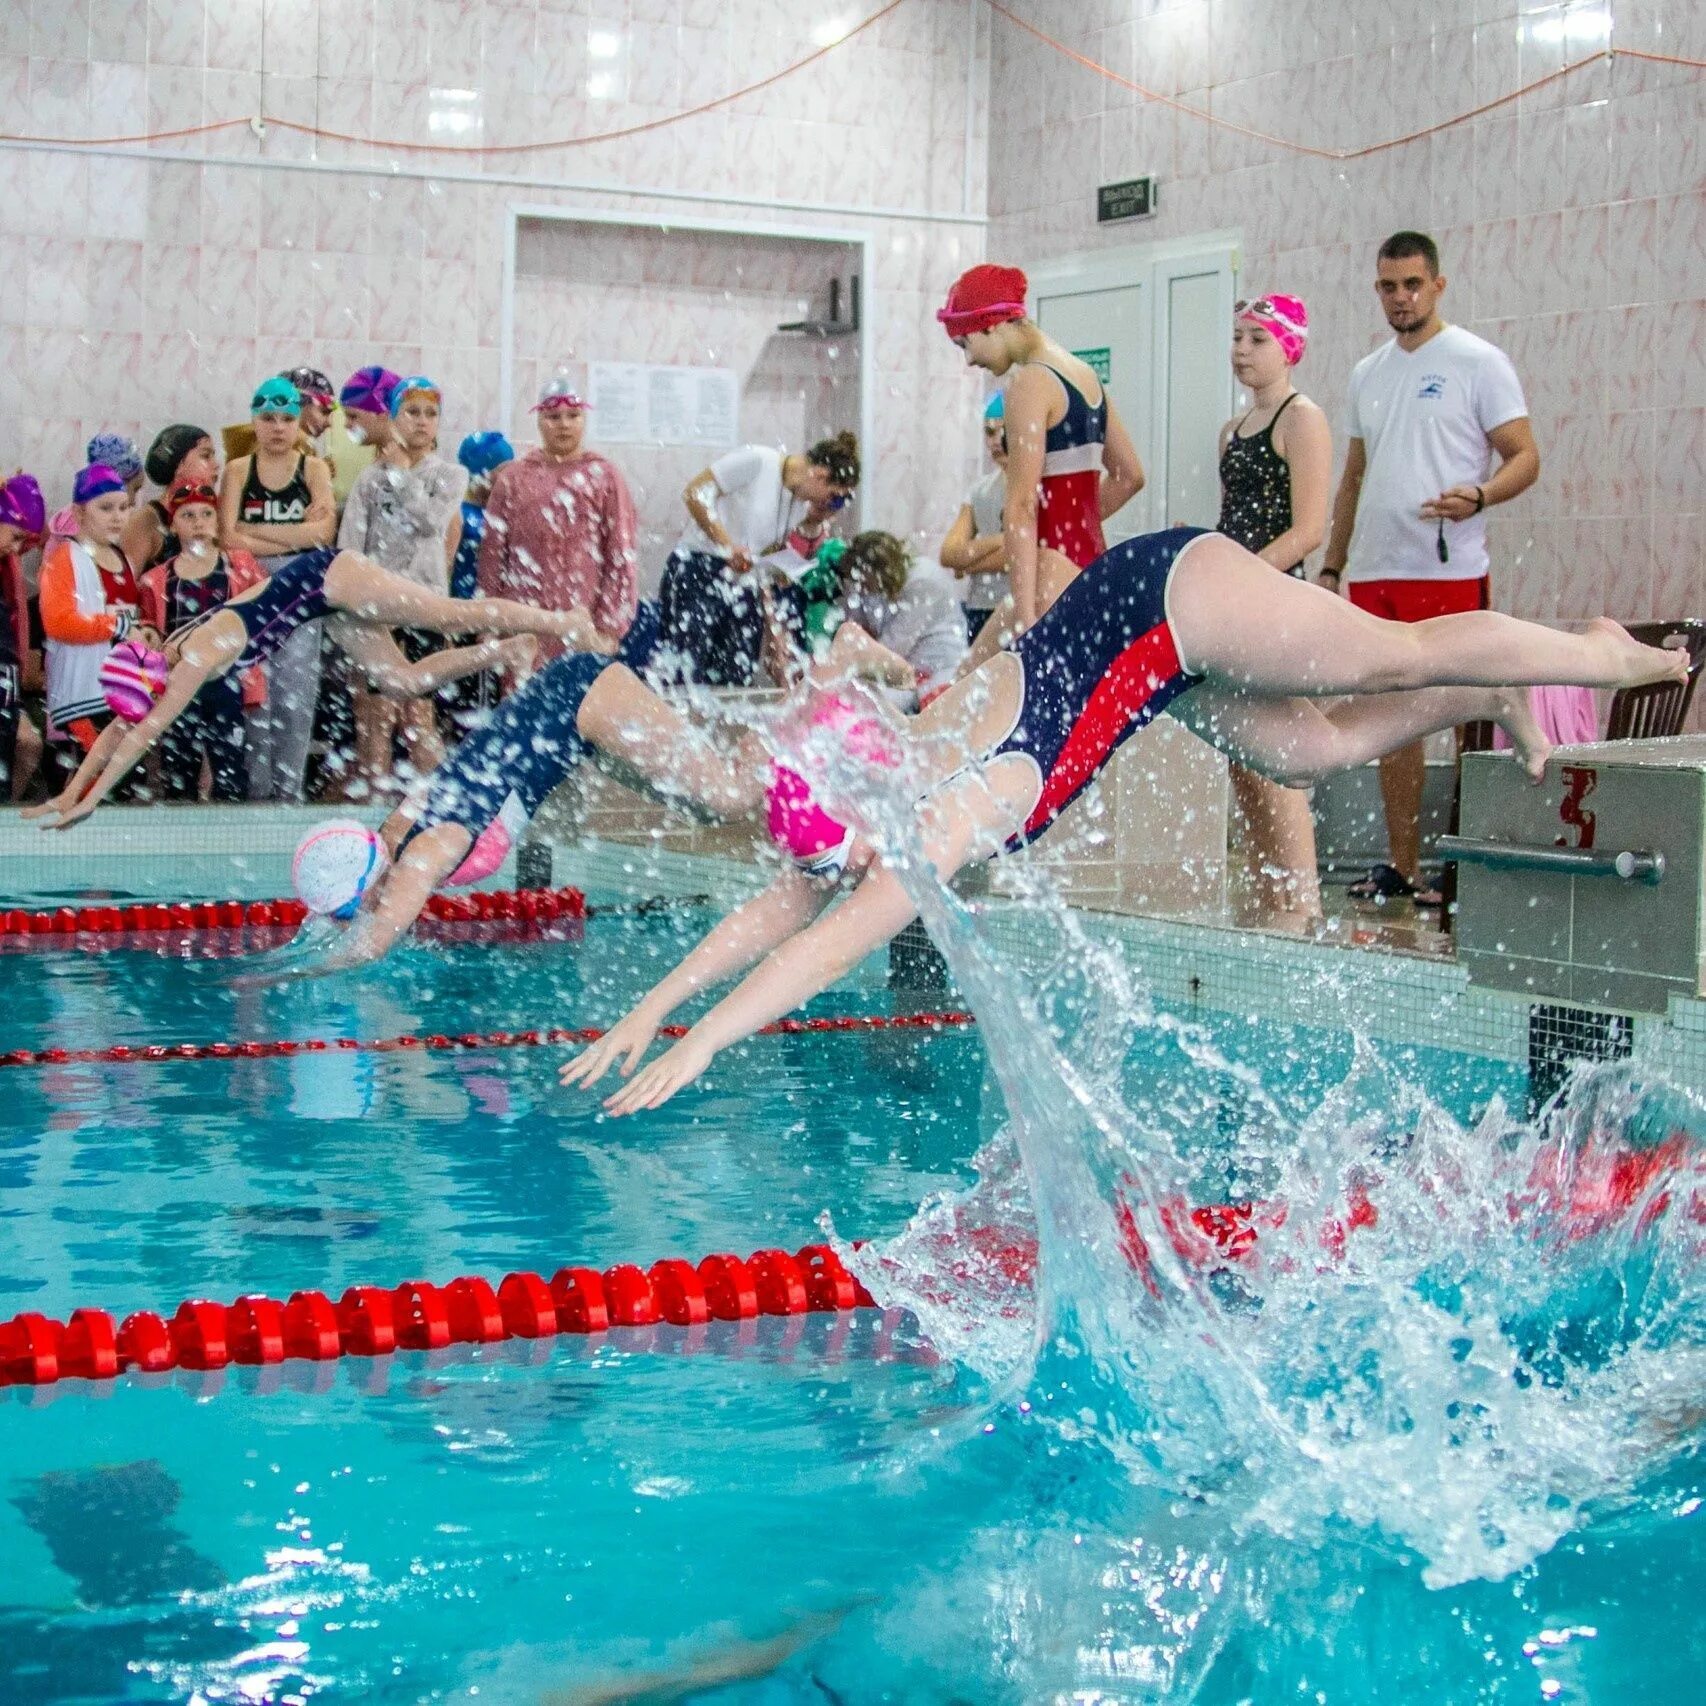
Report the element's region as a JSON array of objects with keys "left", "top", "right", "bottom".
[{"left": 292, "top": 820, "right": 389, "bottom": 919}]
